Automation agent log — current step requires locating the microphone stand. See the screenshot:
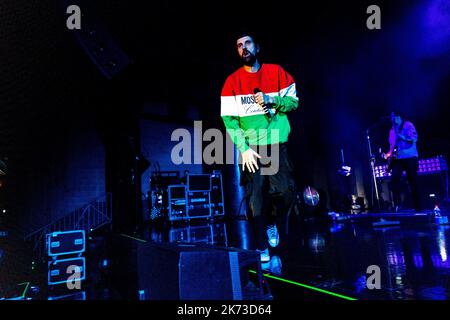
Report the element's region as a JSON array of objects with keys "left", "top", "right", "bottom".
[
  {"left": 366, "top": 125, "right": 382, "bottom": 212},
  {"left": 366, "top": 119, "right": 402, "bottom": 227}
]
